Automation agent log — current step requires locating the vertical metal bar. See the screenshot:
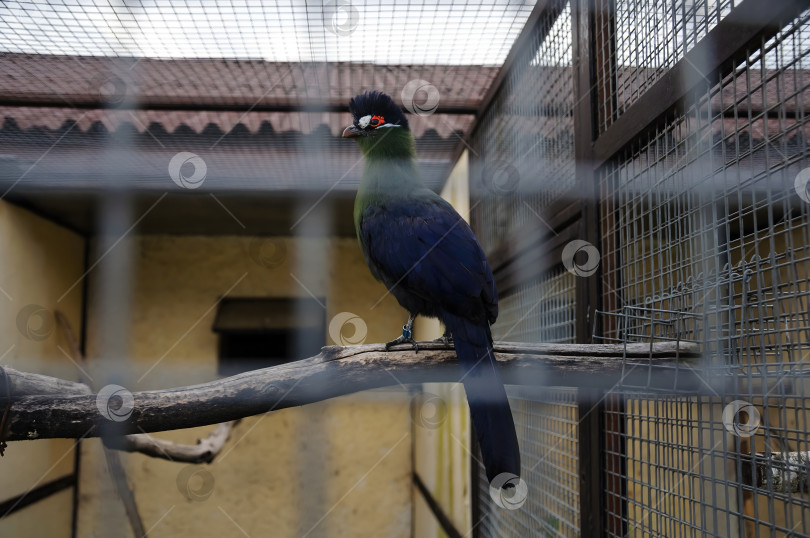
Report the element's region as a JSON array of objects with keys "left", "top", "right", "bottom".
[
  {"left": 578, "top": 390, "right": 606, "bottom": 537},
  {"left": 594, "top": 0, "right": 618, "bottom": 133},
  {"left": 604, "top": 394, "right": 627, "bottom": 537},
  {"left": 572, "top": 1, "right": 606, "bottom": 537},
  {"left": 592, "top": 3, "right": 629, "bottom": 535},
  {"left": 572, "top": 0, "right": 603, "bottom": 343}
]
